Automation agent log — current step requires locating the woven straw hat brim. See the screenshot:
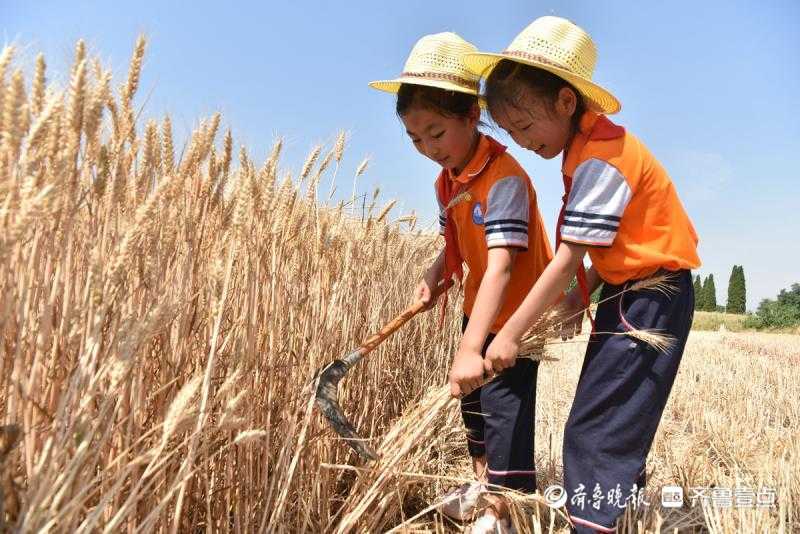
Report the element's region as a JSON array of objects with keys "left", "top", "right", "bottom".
[
  {"left": 463, "top": 52, "right": 620, "bottom": 114},
  {"left": 368, "top": 77, "right": 477, "bottom": 96},
  {"left": 368, "top": 77, "right": 487, "bottom": 109}
]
